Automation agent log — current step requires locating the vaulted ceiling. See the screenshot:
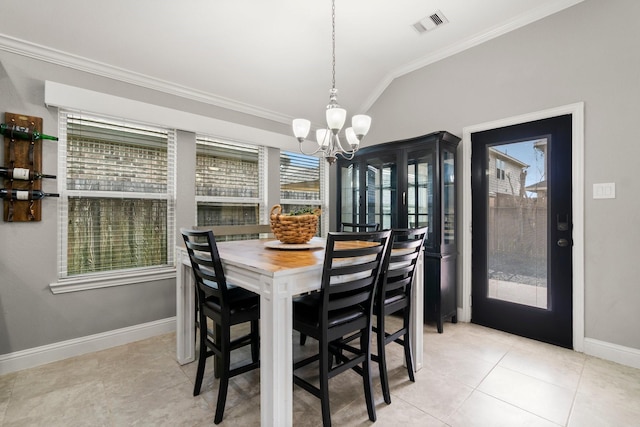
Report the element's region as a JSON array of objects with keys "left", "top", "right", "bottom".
[{"left": 0, "top": 0, "right": 582, "bottom": 128}]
